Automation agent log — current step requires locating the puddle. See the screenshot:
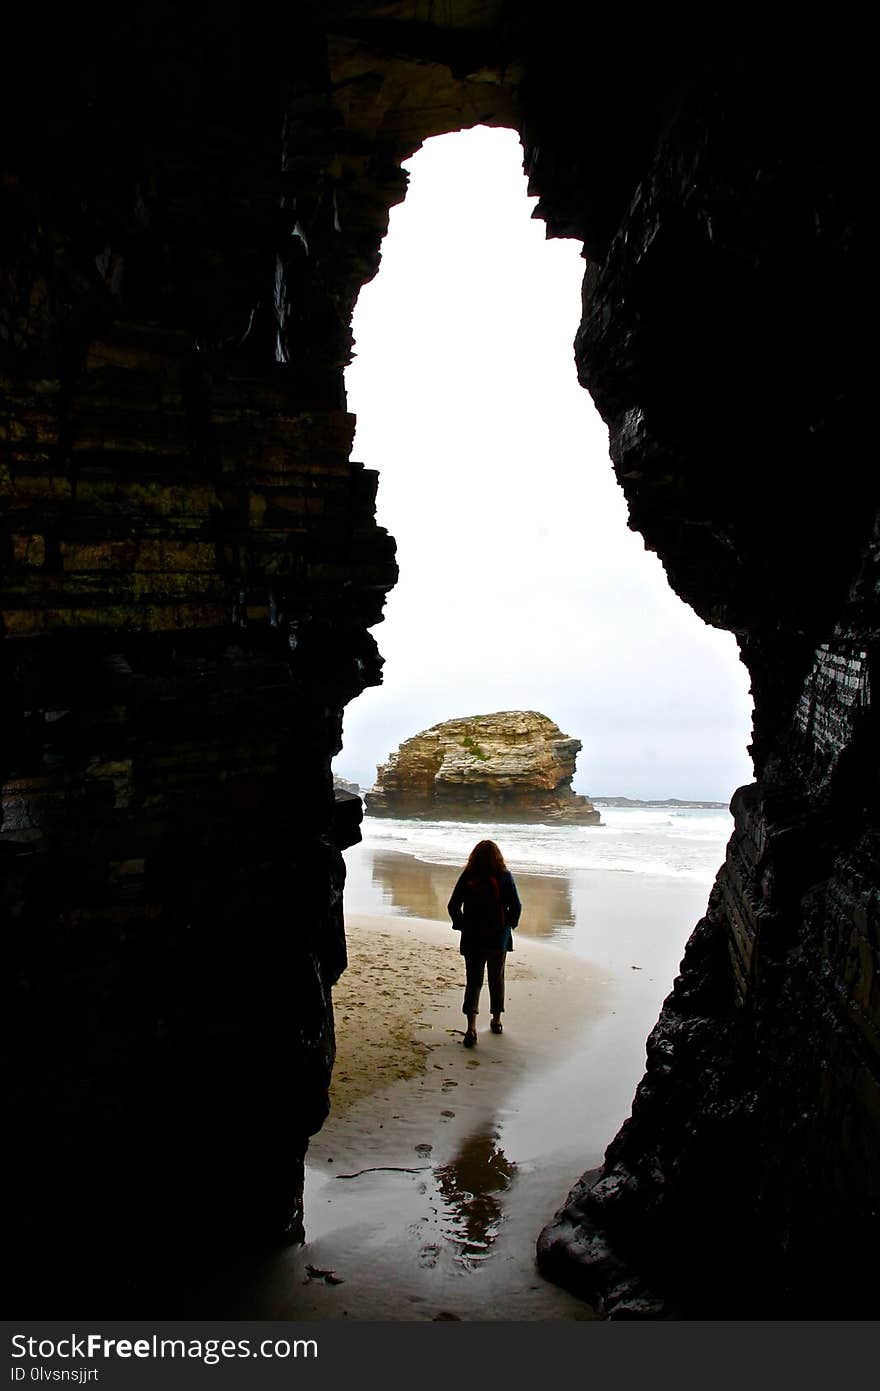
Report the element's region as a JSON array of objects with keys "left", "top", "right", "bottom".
[{"left": 431, "top": 1129, "right": 516, "bottom": 1267}]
